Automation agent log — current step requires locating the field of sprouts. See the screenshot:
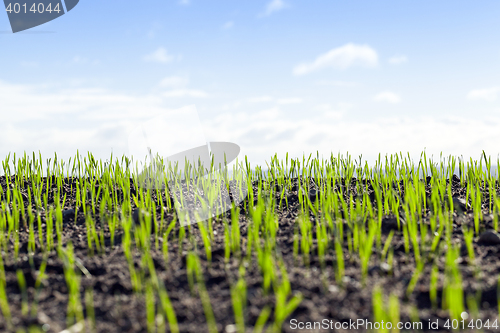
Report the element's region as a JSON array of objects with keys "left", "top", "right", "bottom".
[{"left": 2, "top": 150, "right": 500, "bottom": 332}]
